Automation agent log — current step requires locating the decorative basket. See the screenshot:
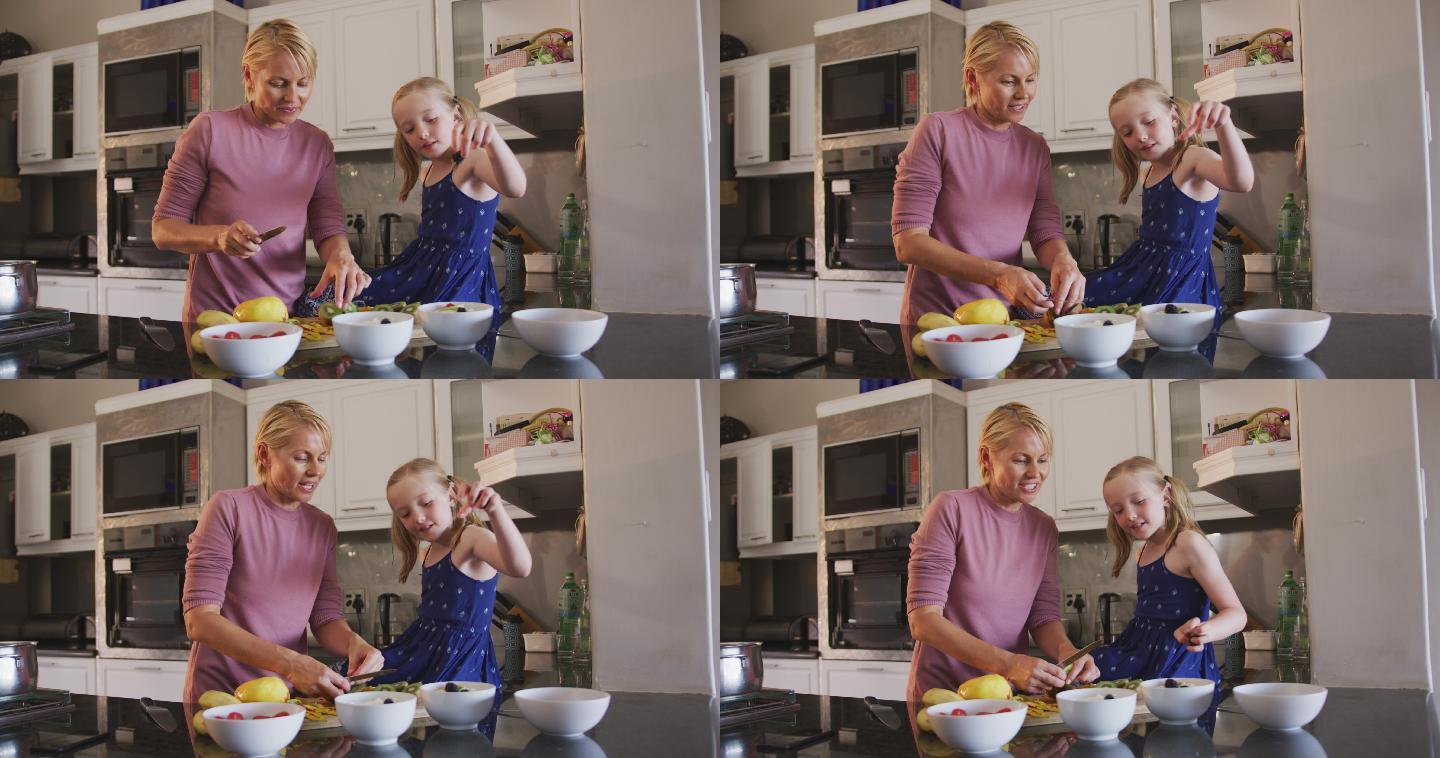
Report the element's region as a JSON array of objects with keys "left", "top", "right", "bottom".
[
  {"left": 1203, "top": 49, "right": 1249, "bottom": 79},
  {"left": 486, "top": 28, "right": 574, "bottom": 78},
  {"left": 1203, "top": 407, "right": 1291, "bottom": 457},
  {"left": 1204, "top": 27, "right": 1293, "bottom": 79},
  {"left": 486, "top": 49, "right": 530, "bottom": 78},
  {"left": 1203, "top": 427, "right": 1249, "bottom": 458},
  {"left": 483, "top": 407, "right": 575, "bottom": 458}
]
